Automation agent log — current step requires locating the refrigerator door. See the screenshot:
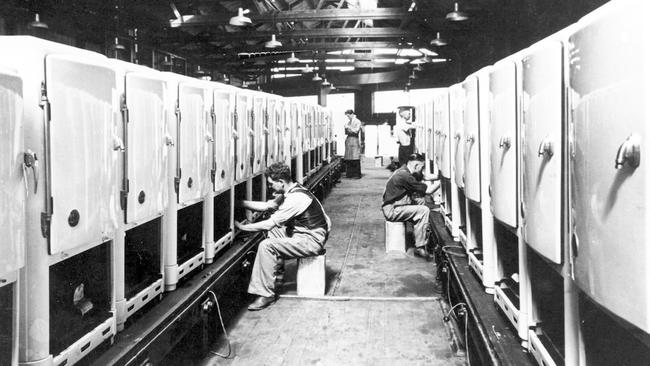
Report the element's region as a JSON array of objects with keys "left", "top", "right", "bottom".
[
  {"left": 177, "top": 81, "right": 208, "bottom": 204},
  {"left": 235, "top": 92, "right": 252, "bottom": 180},
  {"left": 46, "top": 55, "right": 117, "bottom": 254},
  {"left": 281, "top": 102, "right": 291, "bottom": 162},
  {"left": 426, "top": 100, "right": 435, "bottom": 163},
  {"left": 0, "top": 69, "right": 25, "bottom": 276},
  {"left": 291, "top": 103, "right": 302, "bottom": 158},
  {"left": 450, "top": 84, "right": 465, "bottom": 188},
  {"left": 570, "top": 0, "right": 650, "bottom": 332},
  {"left": 213, "top": 89, "right": 234, "bottom": 192},
  {"left": 521, "top": 41, "right": 564, "bottom": 264},
  {"left": 489, "top": 60, "right": 519, "bottom": 228},
  {"left": 463, "top": 76, "right": 481, "bottom": 202},
  {"left": 124, "top": 72, "right": 168, "bottom": 223},
  {"left": 252, "top": 94, "right": 266, "bottom": 174},
  {"left": 303, "top": 105, "right": 312, "bottom": 153},
  {"left": 437, "top": 92, "right": 452, "bottom": 179},
  {"left": 266, "top": 98, "right": 278, "bottom": 164}
]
